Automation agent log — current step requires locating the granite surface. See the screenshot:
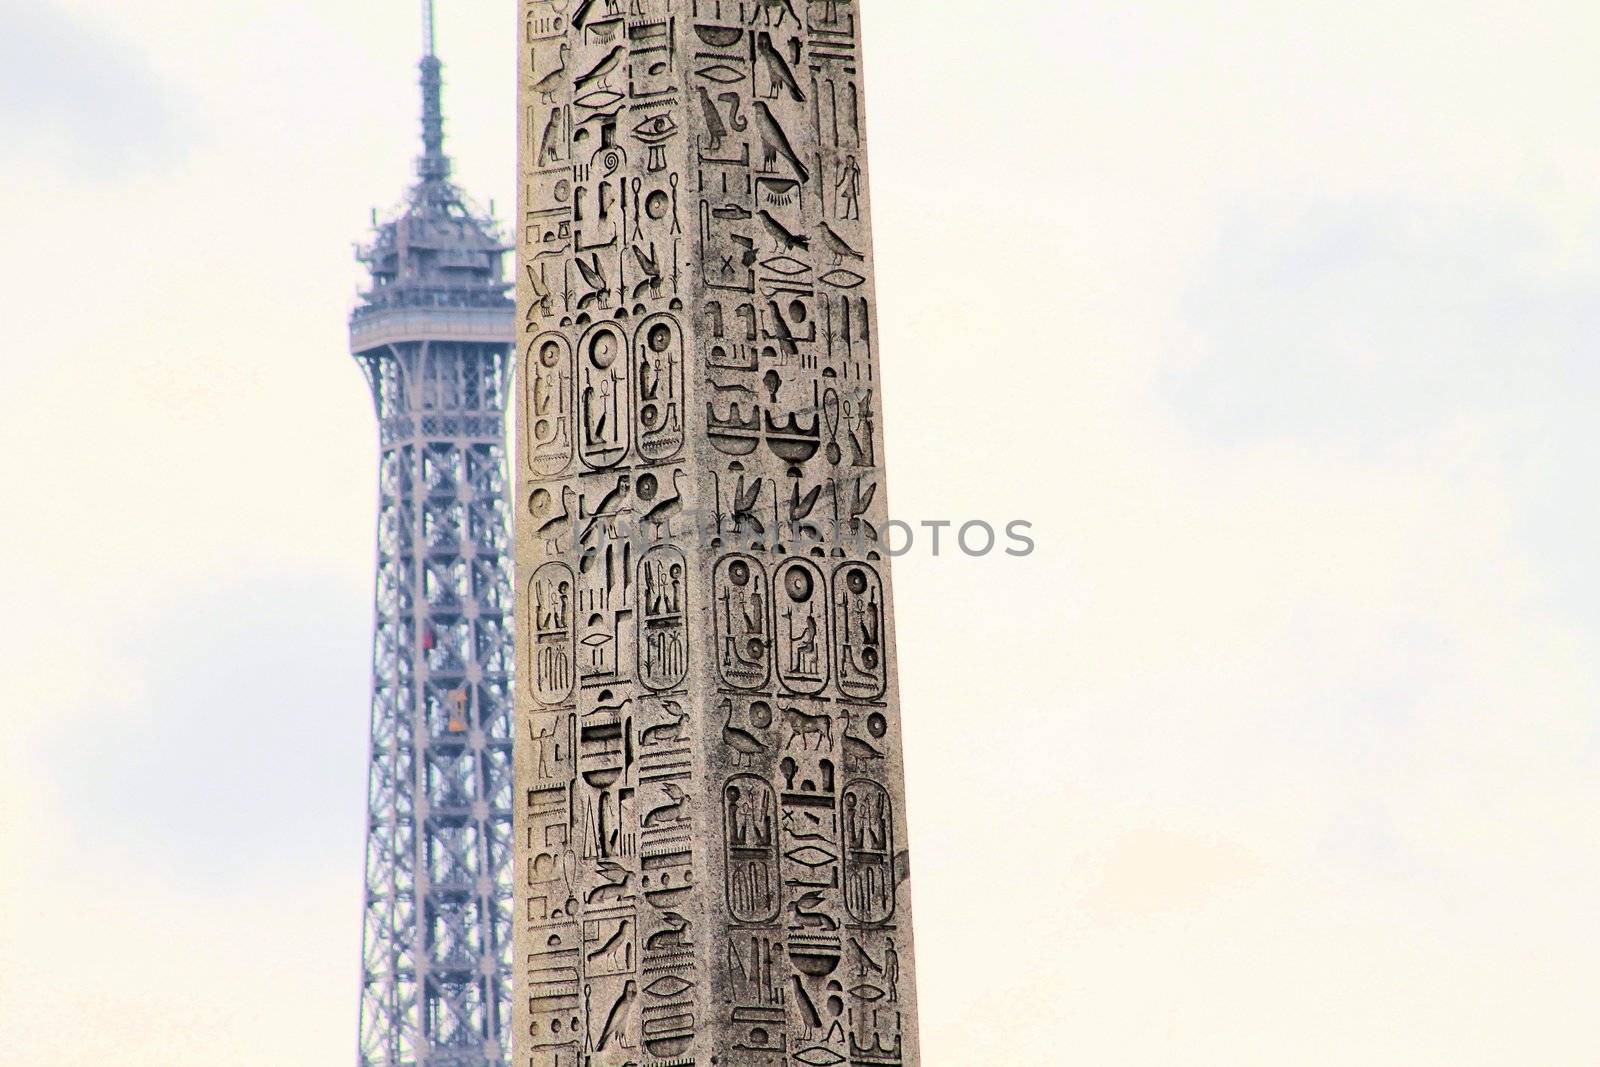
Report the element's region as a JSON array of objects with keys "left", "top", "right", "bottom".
[{"left": 514, "top": 3, "right": 917, "bottom": 1062}]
